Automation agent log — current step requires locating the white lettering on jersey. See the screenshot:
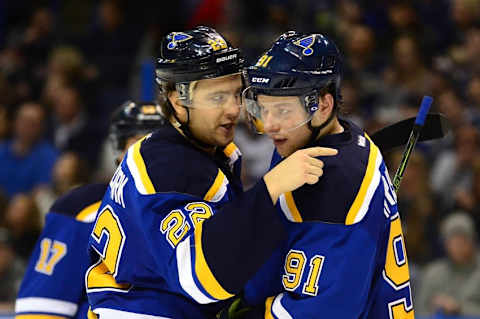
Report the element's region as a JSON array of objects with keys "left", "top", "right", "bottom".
[
  {"left": 357, "top": 135, "right": 366, "bottom": 147},
  {"left": 110, "top": 166, "right": 128, "bottom": 208}
]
